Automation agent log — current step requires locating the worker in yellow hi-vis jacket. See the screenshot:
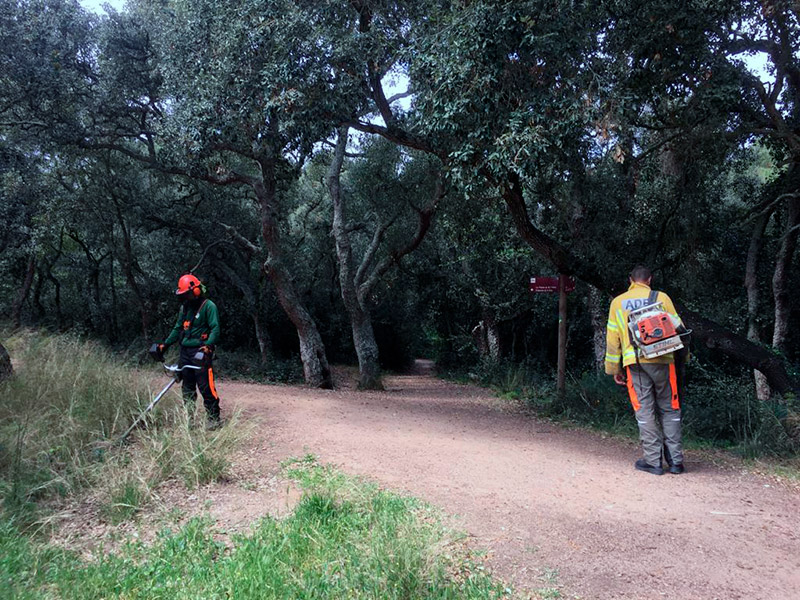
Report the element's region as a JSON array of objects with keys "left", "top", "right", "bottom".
[{"left": 605, "top": 265, "right": 685, "bottom": 475}]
